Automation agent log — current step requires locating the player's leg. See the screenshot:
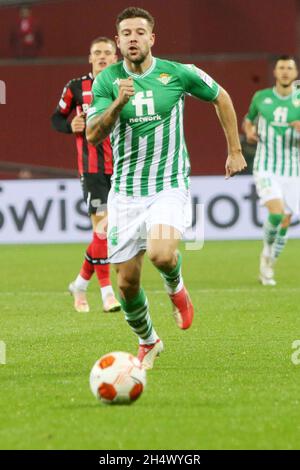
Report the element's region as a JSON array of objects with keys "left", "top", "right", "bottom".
[
  {"left": 107, "top": 192, "right": 163, "bottom": 369},
  {"left": 91, "top": 212, "right": 120, "bottom": 312},
  {"left": 69, "top": 174, "right": 120, "bottom": 312},
  {"left": 259, "top": 198, "right": 285, "bottom": 285},
  {"left": 262, "top": 202, "right": 292, "bottom": 285},
  {"left": 147, "top": 226, "right": 194, "bottom": 329},
  {"left": 114, "top": 252, "right": 163, "bottom": 370},
  {"left": 69, "top": 240, "right": 94, "bottom": 312},
  {"left": 86, "top": 173, "right": 120, "bottom": 312},
  {"left": 270, "top": 212, "right": 291, "bottom": 261},
  {"left": 69, "top": 176, "right": 95, "bottom": 312},
  {"left": 146, "top": 189, "right": 194, "bottom": 329},
  {"left": 270, "top": 176, "right": 300, "bottom": 263},
  {"left": 254, "top": 175, "right": 285, "bottom": 285},
  {"left": 263, "top": 198, "right": 285, "bottom": 257}
]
